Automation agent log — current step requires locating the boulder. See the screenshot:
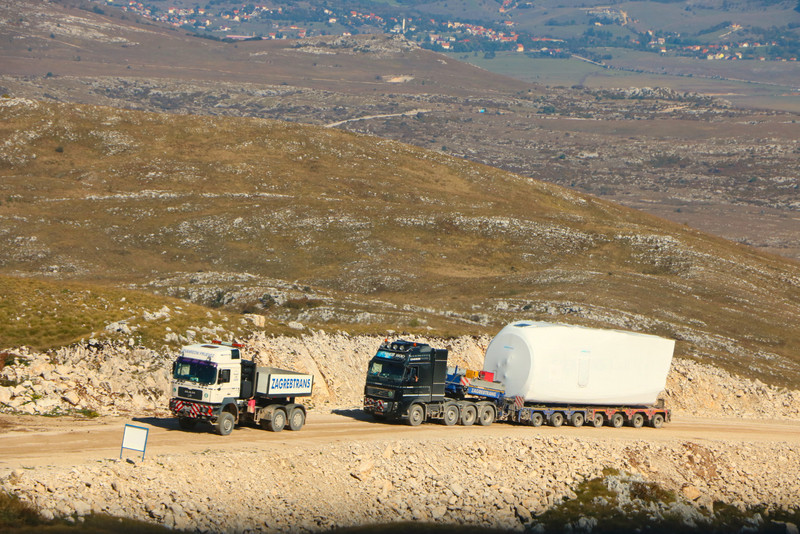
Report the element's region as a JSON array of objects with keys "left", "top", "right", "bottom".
[
  {"left": 62, "top": 390, "right": 81, "bottom": 406},
  {"left": 681, "top": 485, "right": 701, "bottom": 501}
]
